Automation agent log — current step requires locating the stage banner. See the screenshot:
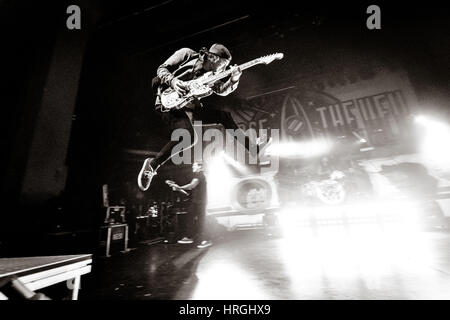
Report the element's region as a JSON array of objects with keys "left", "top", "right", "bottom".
[{"left": 227, "top": 68, "right": 419, "bottom": 148}]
